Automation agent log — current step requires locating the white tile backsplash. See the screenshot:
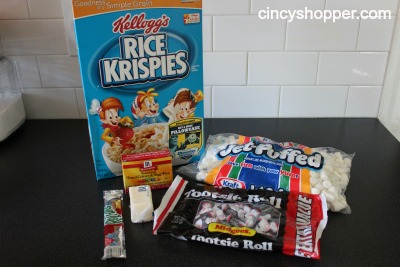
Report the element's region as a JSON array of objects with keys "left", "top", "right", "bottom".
[
  {"left": 61, "top": 0, "right": 78, "bottom": 56},
  {"left": 317, "top": 52, "right": 388, "bottom": 85},
  {"left": 203, "top": 16, "right": 213, "bottom": 52},
  {"left": 203, "top": 86, "right": 212, "bottom": 118},
  {"left": 212, "top": 86, "right": 280, "bottom": 117},
  {"left": 326, "top": 0, "right": 399, "bottom": 14},
  {"left": 280, "top": 86, "right": 348, "bottom": 117},
  {"left": 0, "top": 0, "right": 398, "bottom": 119},
  {"left": 286, "top": 18, "right": 360, "bottom": 51},
  {"left": 204, "top": 0, "right": 250, "bottom": 15},
  {"left": 379, "top": 14, "right": 400, "bottom": 141},
  {"left": 27, "top": 0, "right": 64, "bottom": 19},
  {"left": 214, "top": 15, "right": 286, "bottom": 51},
  {"left": 251, "top": 0, "right": 326, "bottom": 14},
  {"left": 37, "top": 56, "right": 81, "bottom": 88},
  {"left": 204, "top": 52, "right": 248, "bottom": 85},
  {"left": 75, "top": 88, "right": 87, "bottom": 119},
  {"left": 21, "top": 88, "right": 80, "bottom": 119},
  {"left": 248, "top": 52, "right": 319, "bottom": 85},
  {"left": 357, "top": 16, "right": 396, "bottom": 51},
  {"left": 0, "top": 20, "right": 68, "bottom": 55},
  {"left": 346, "top": 86, "right": 382, "bottom": 117},
  {"left": 9, "top": 56, "right": 42, "bottom": 88},
  {"left": 0, "top": 0, "right": 29, "bottom": 19}
]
